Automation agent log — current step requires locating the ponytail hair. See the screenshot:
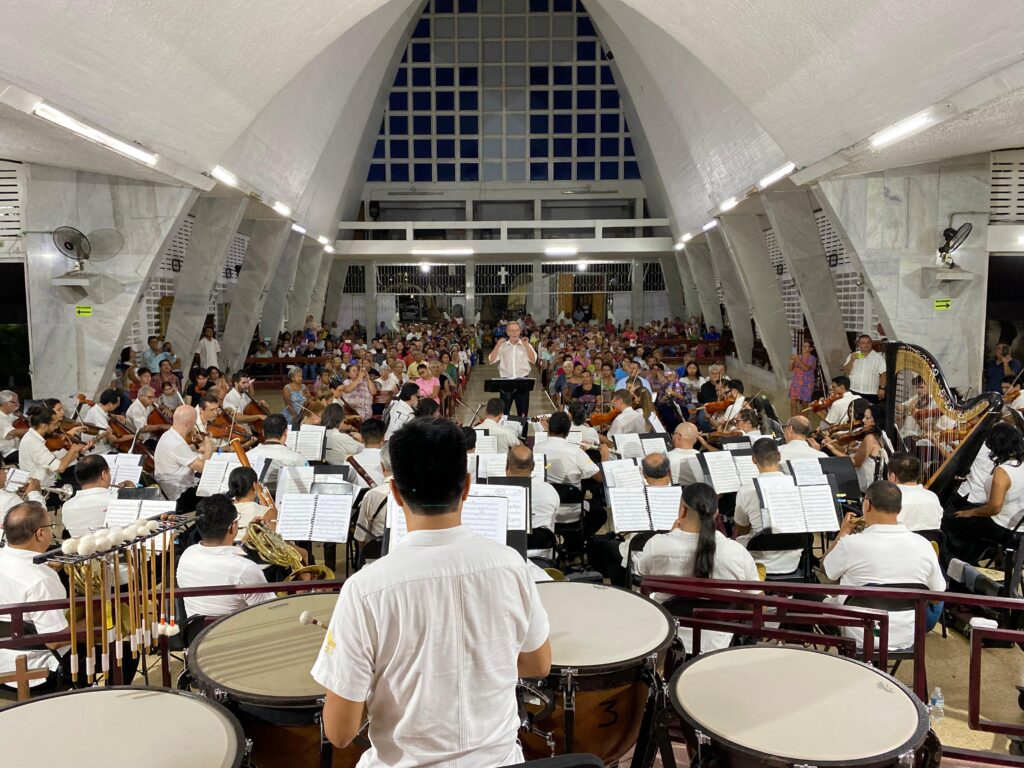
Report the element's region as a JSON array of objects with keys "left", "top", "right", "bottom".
[{"left": 683, "top": 483, "right": 719, "bottom": 579}]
